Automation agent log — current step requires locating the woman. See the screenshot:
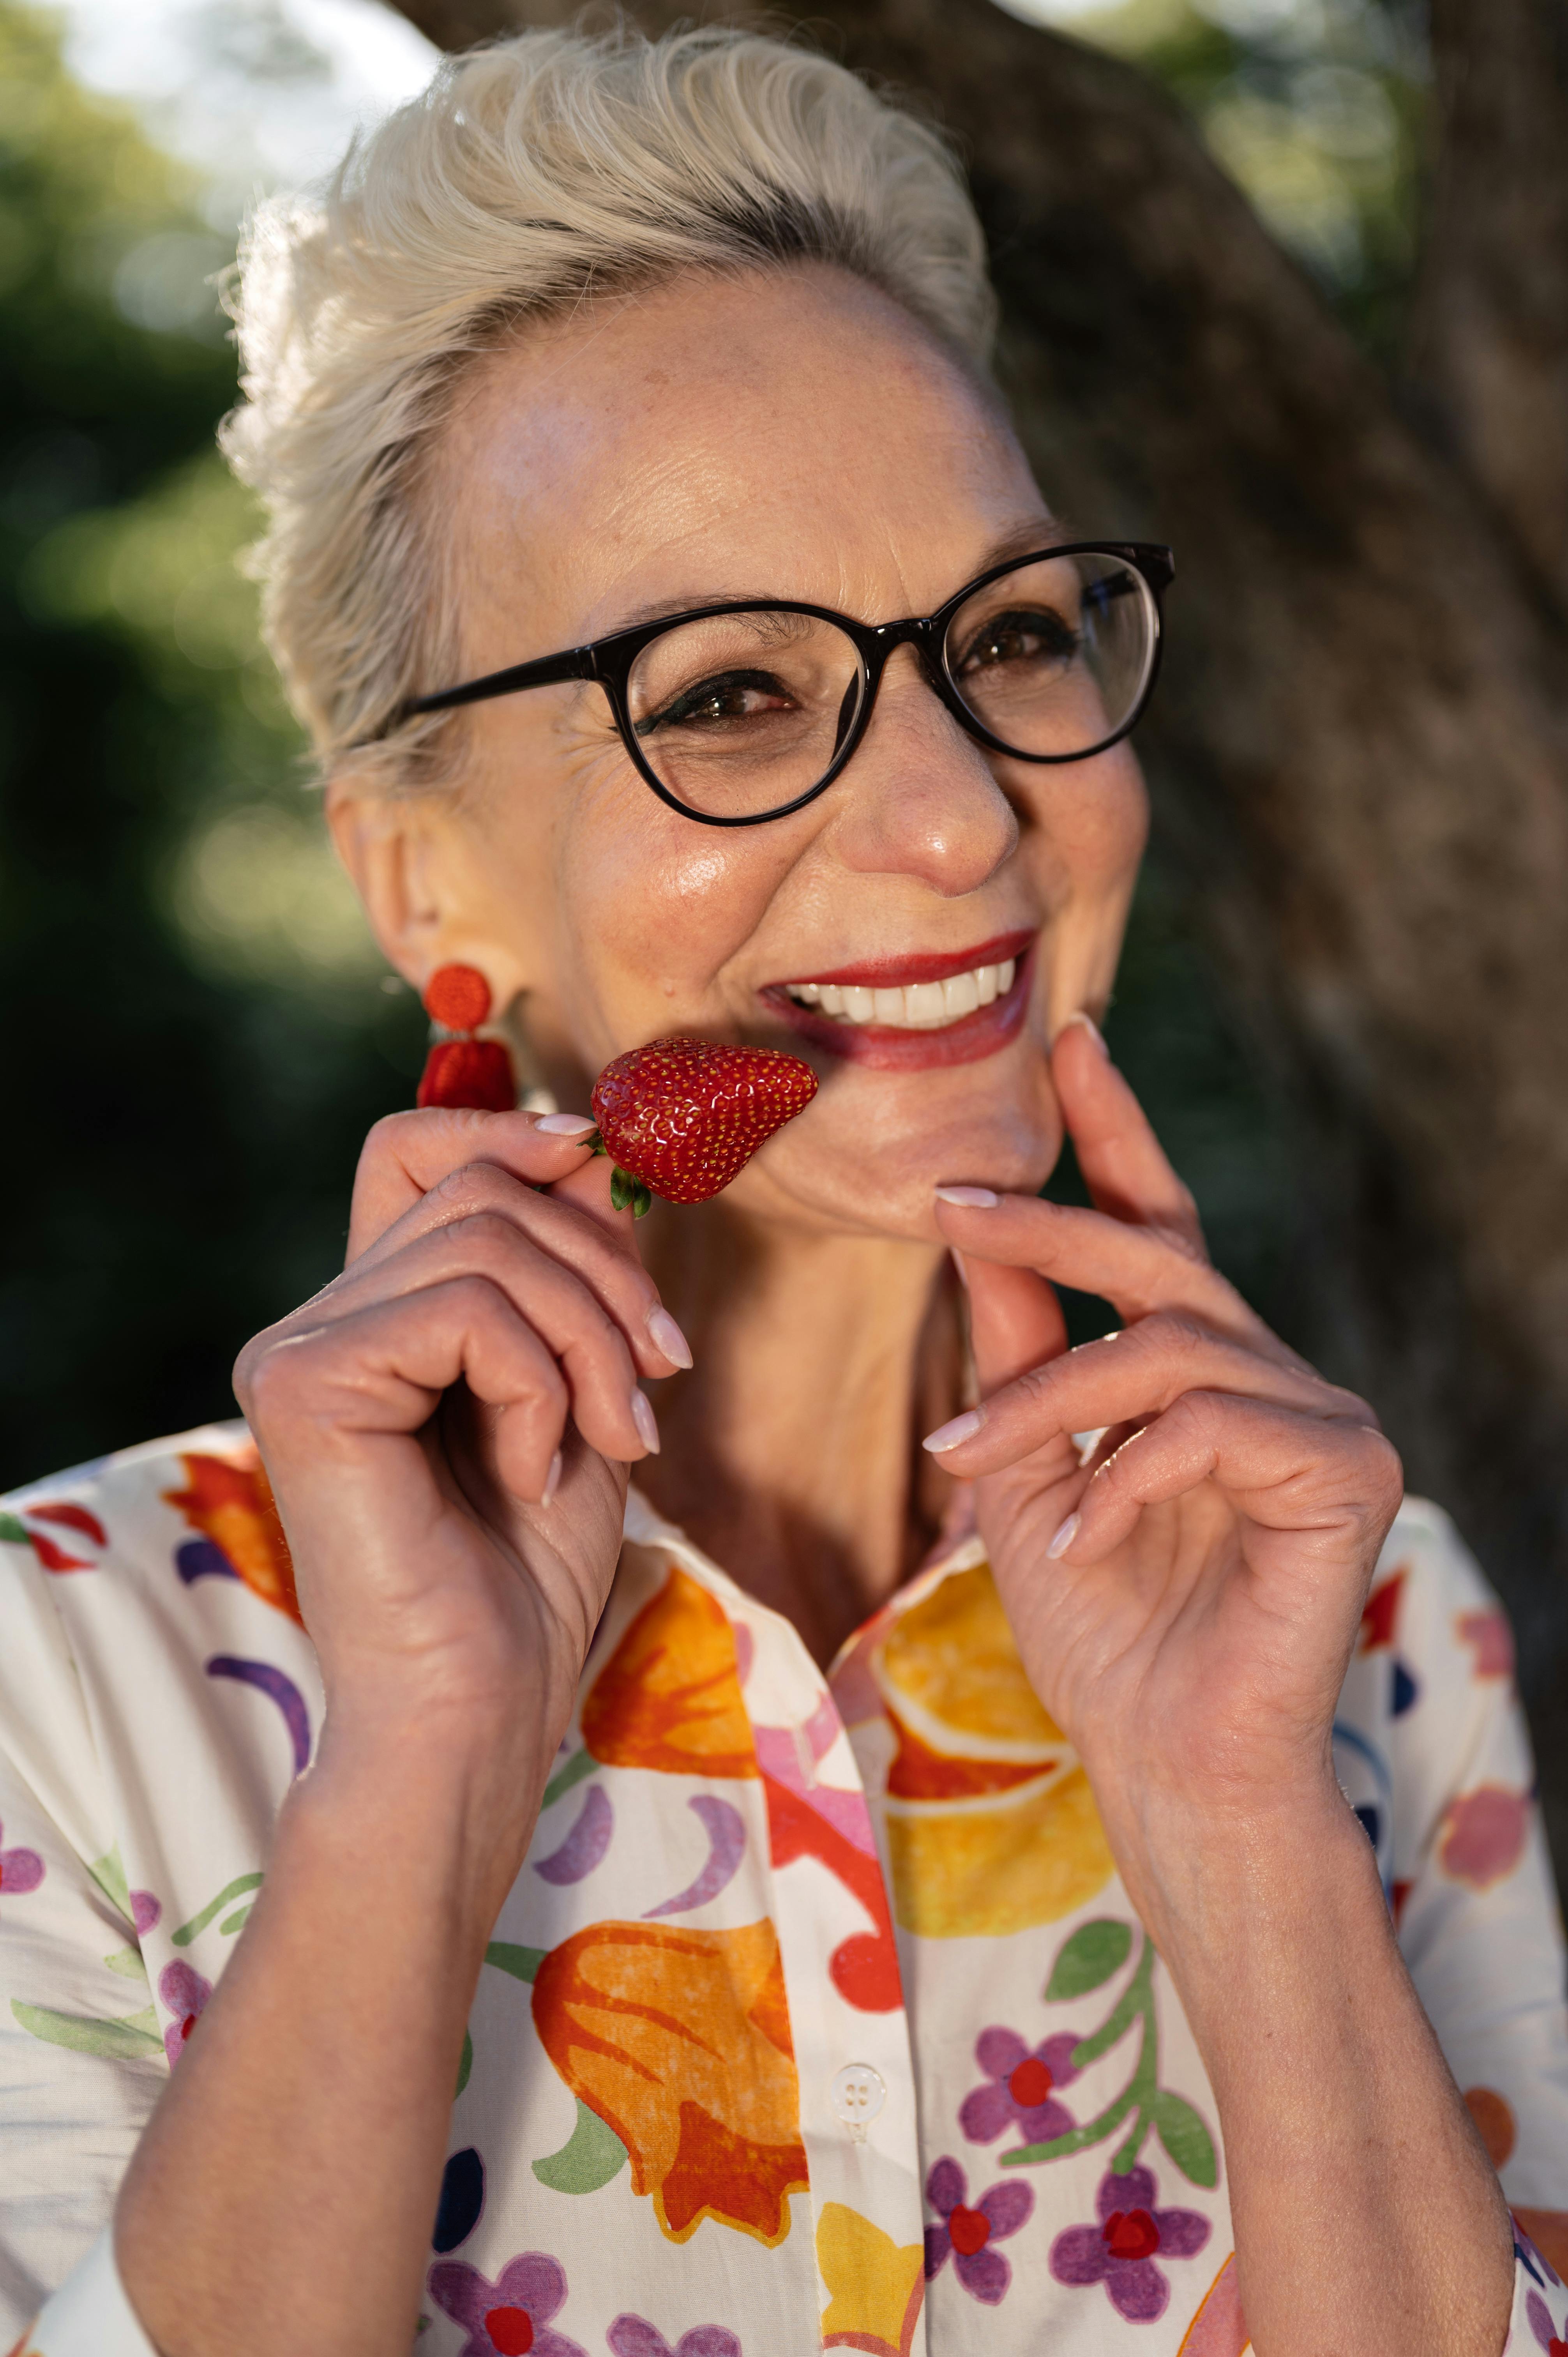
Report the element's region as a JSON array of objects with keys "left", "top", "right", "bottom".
[{"left": 2, "top": 26, "right": 1564, "bottom": 2357}]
